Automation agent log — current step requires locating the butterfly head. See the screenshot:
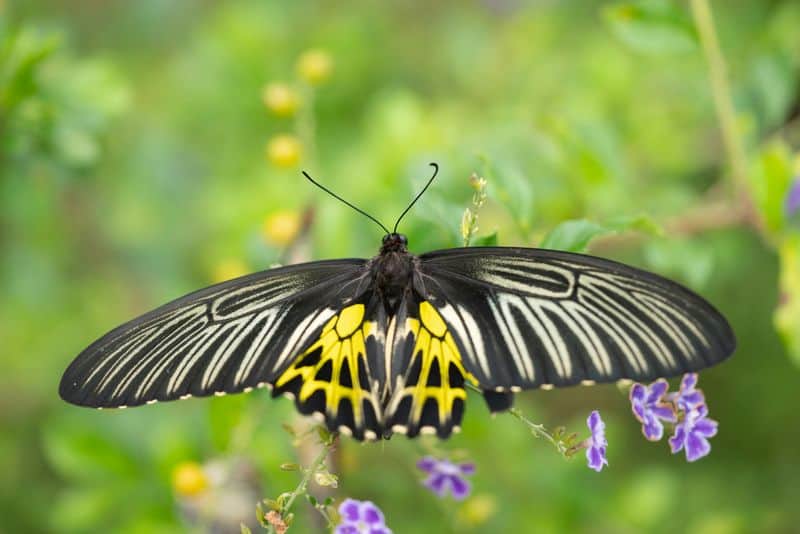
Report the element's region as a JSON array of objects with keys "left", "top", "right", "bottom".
[{"left": 381, "top": 232, "right": 408, "bottom": 254}]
